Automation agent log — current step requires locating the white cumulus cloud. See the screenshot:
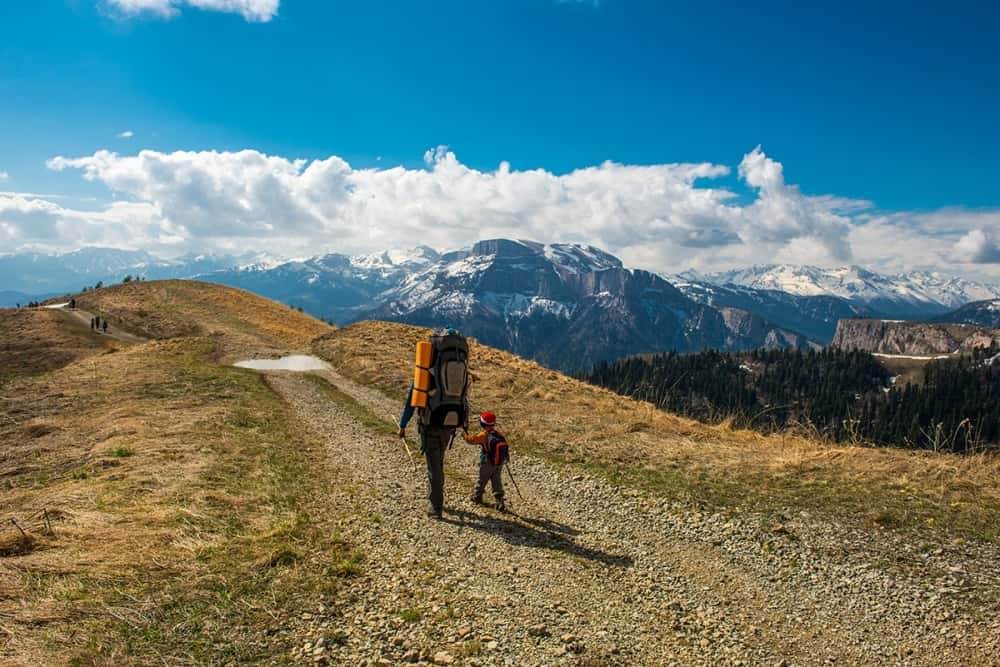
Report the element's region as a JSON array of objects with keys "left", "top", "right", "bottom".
[
  {"left": 103, "top": 0, "right": 278, "bottom": 22},
  {"left": 738, "top": 146, "right": 861, "bottom": 263},
  {"left": 952, "top": 228, "right": 1000, "bottom": 264},
  {"left": 117, "top": 130, "right": 135, "bottom": 139},
  {"left": 14, "top": 145, "right": 996, "bottom": 283},
  {"left": 0, "top": 171, "right": 8, "bottom": 182},
  {"left": 0, "top": 191, "right": 172, "bottom": 251},
  {"left": 45, "top": 147, "right": 750, "bottom": 263}
]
